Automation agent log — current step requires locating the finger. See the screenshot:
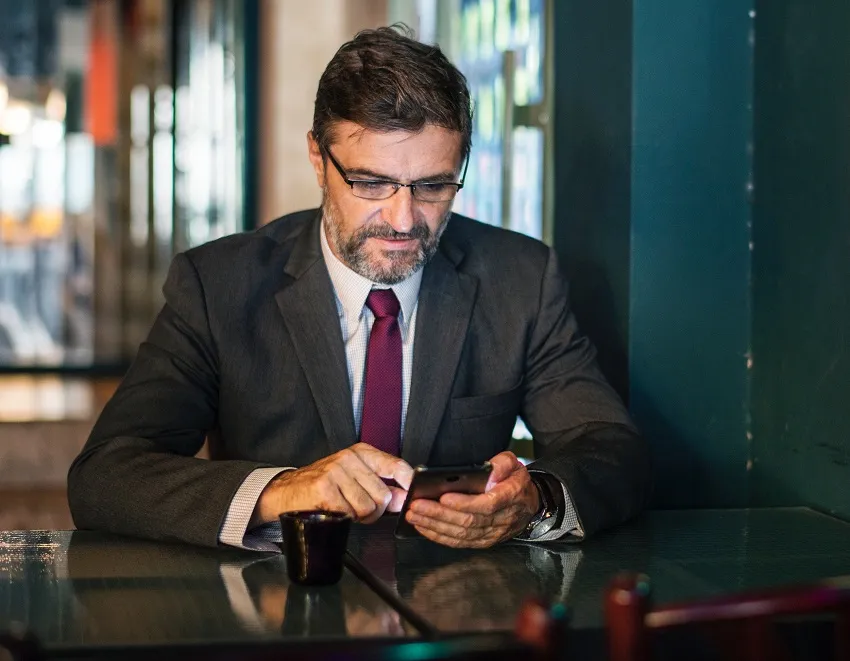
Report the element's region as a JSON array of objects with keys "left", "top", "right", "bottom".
[
  {"left": 337, "top": 451, "right": 395, "bottom": 515},
  {"left": 351, "top": 443, "right": 415, "bottom": 490},
  {"left": 330, "top": 465, "right": 381, "bottom": 521},
  {"left": 413, "top": 525, "right": 494, "bottom": 549},
  {"left": 485, "top": 451, "right": 522, "bottom": 490},
  {"left": 408, "top": 498, "right": 482, "bottom": 528},
  {"left": 310, "top": 483, "right": 357, "bottom": 518},
  {"left": 412, "top": 512, "right": 517, "bottom": 548},
  {"left": 406, "top": 509, "right": 477, "bottom": 540},
  {"left": 440, "top": 488, "right": 506, "bottom": 514},
  {"left": 387, "top": 486, "right": 408, "bottom": 513},
  {"left": 438, "top": 495, "right": 523, "bottom": 533},
  {"left": 441, "top": 473, "right": 521, "bottom": 512}
]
